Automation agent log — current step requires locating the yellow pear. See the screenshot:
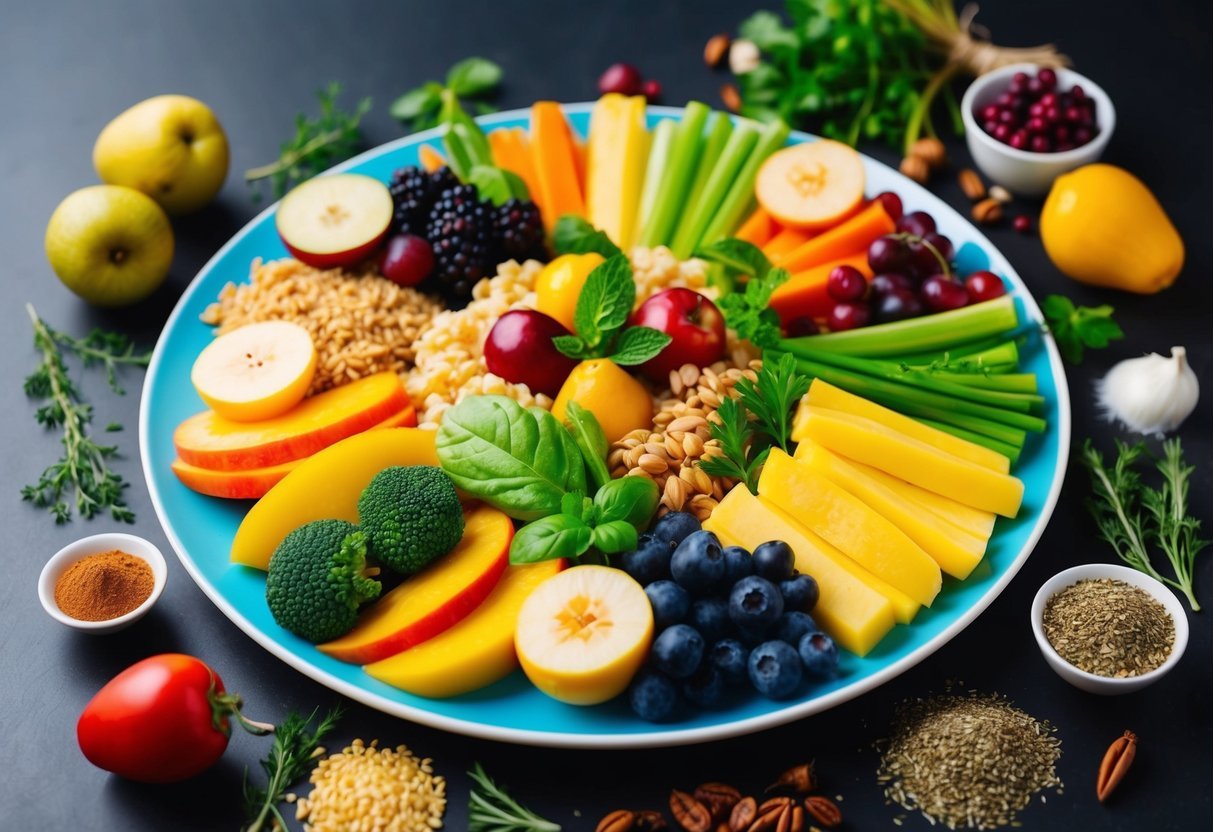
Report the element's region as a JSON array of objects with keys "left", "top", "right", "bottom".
[{"left": 93, "top": 95, "right": 229, "bottom": 215}]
